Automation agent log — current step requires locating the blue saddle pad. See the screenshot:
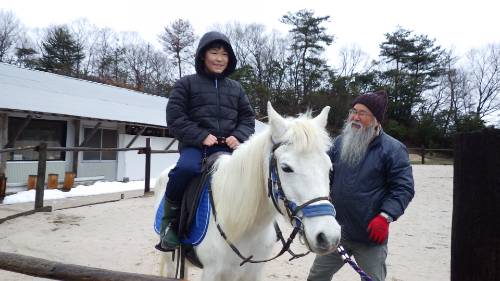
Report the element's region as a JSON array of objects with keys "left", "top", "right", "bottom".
[{"left": 154, "top": 182, "right": 211, "bottom": 246}]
